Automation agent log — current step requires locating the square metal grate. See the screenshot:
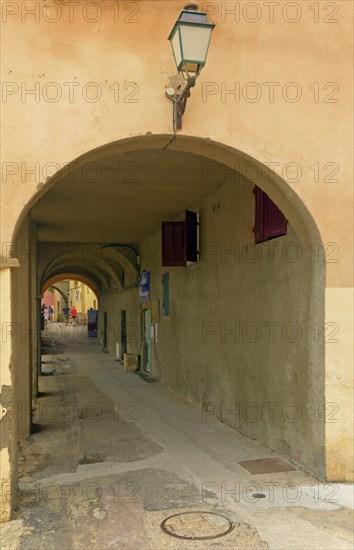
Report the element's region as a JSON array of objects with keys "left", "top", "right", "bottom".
[{"left": 238, "top": 457, "right": 297, "bottom": 474}]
